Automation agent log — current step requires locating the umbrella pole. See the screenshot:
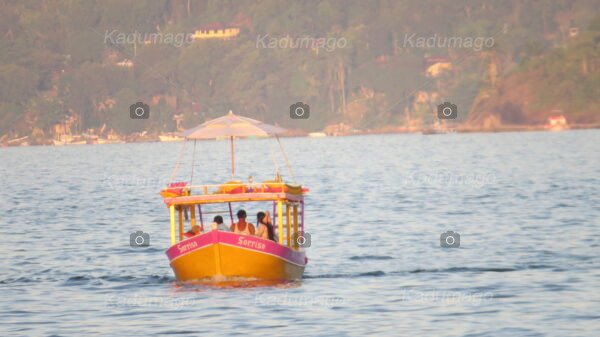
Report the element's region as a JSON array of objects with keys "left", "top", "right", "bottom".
[
  {"left": 230, "top": 136, "right": 235, "bottom": 177},
  {"left": 276, "top": 136, "right": 296, "bottom": 183},
  {"left": 190, "top": 139, "right": 197, "bottom": 185}
]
